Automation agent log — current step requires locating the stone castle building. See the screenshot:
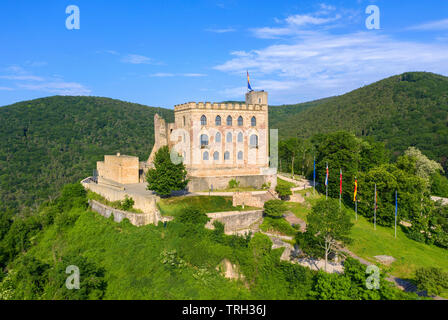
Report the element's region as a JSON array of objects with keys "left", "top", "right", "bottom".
[{"left": 95, "top": 90, "right": 277, "bottom": 192}]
